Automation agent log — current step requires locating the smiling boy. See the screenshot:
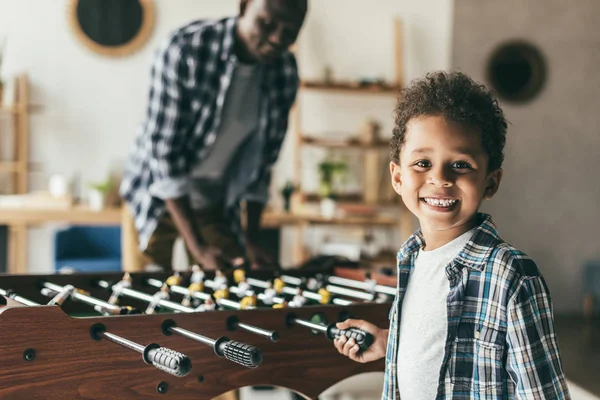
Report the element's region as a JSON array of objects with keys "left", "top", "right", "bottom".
[{"left": 334, "top": 71, "right": 570, "bottom": 399}]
